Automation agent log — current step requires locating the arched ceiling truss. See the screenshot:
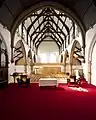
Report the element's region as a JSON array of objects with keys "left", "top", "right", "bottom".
[{"left": 18, "top": 7, "right": 78, "bottom": 51}]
